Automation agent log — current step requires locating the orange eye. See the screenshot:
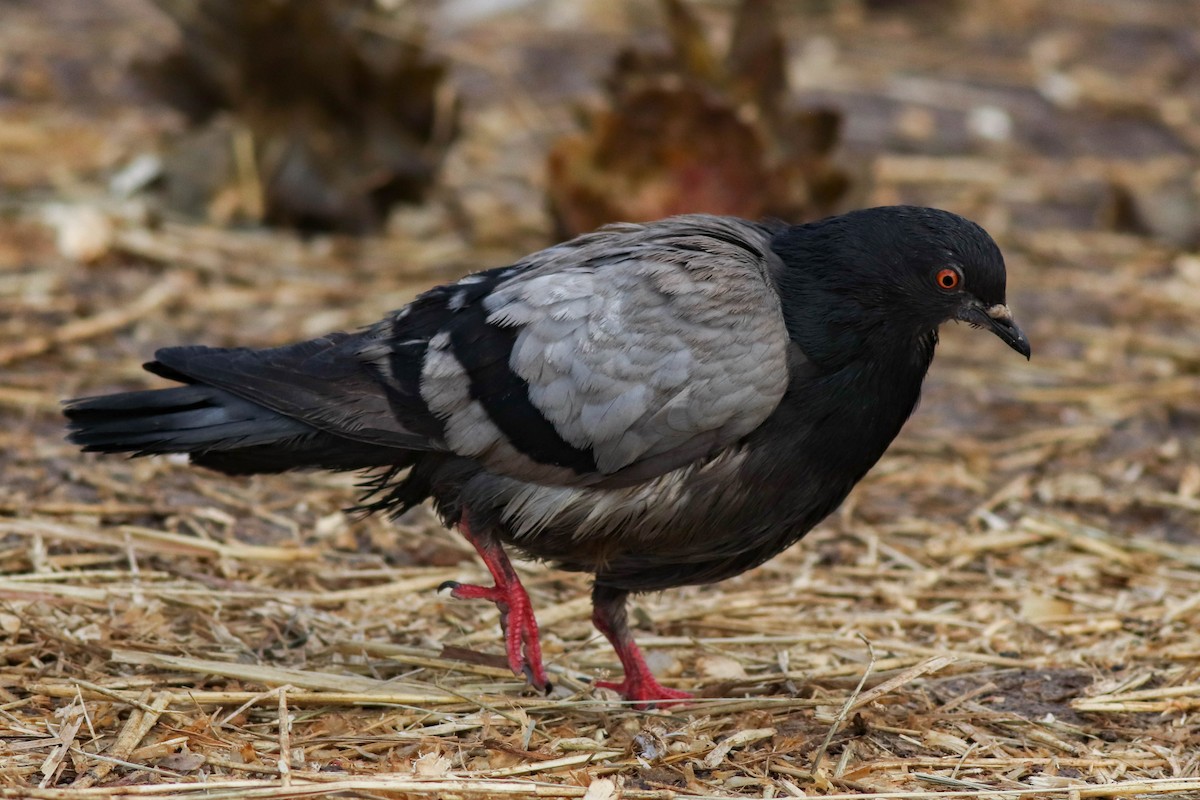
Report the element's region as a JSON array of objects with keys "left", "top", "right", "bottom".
[{"left": 935, "top": 268, "right": 960, "bottom": 291}]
